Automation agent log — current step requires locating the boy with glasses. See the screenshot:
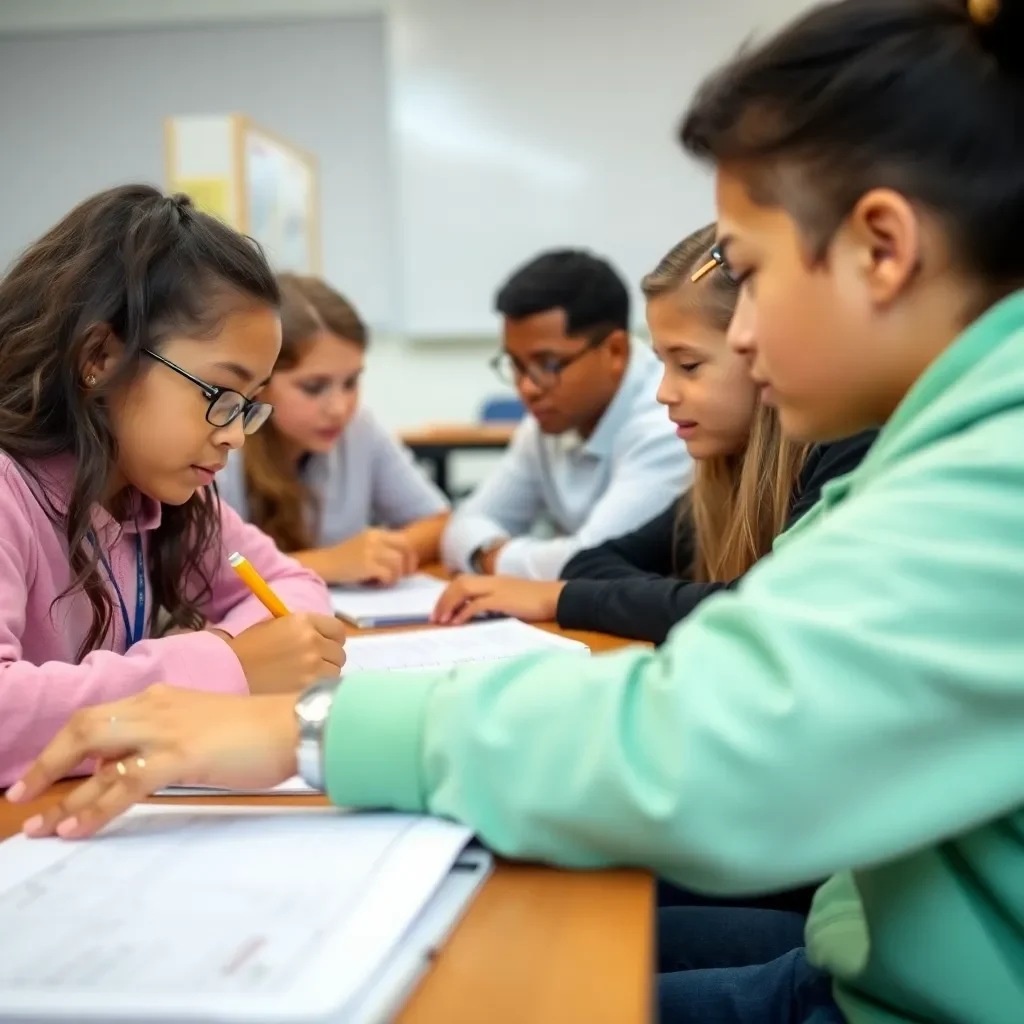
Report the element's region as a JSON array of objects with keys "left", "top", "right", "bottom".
[{"left": 442, "top": 249, "right": 691, "bottom": 580}]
